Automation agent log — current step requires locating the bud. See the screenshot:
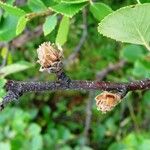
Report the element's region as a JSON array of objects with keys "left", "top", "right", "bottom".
[
  {"left": 37, "top": 42, "right": 63, "bottom": 72},
  {"left": 95, "top": 91, "right": 121, "bottom": 113}
]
